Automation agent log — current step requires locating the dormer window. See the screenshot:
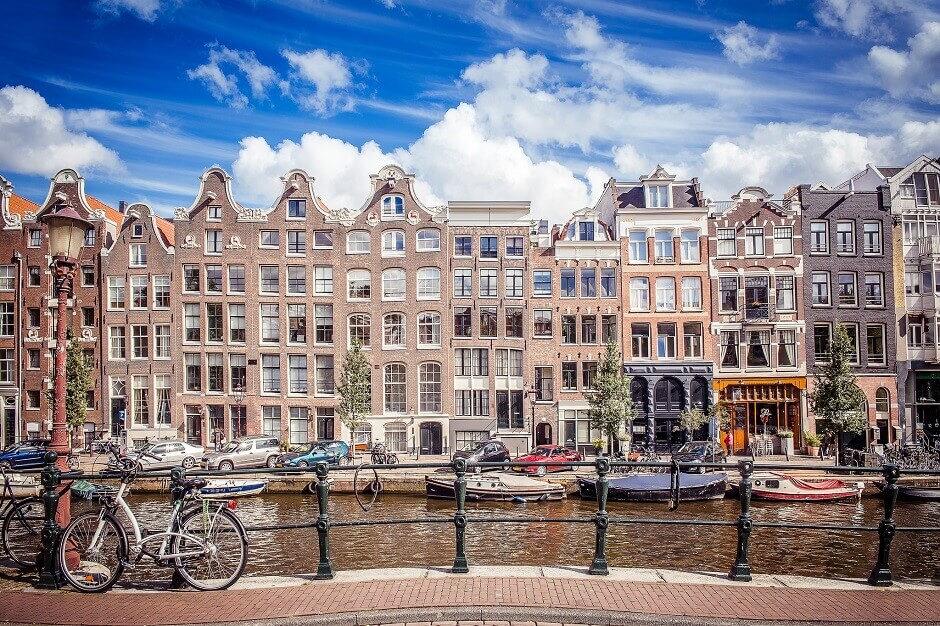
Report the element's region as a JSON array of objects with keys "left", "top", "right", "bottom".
[
  {"left": 382, "top": 195, "right": 404, "bottom": 218},
  {"left": 132, "top": 224, "right": 144, "bottom": 238},
  {"left": 578, "top": 221, "right": 595, "bottom": 241},
  {"left": 207, "top": 205, "right": 222, "bottom": 221},
  {"left": 288, "top": 199, "right": 306, "bottom": 218},
  {"left": 648, "top": 185, "right": 670, "bottom": 208}
]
